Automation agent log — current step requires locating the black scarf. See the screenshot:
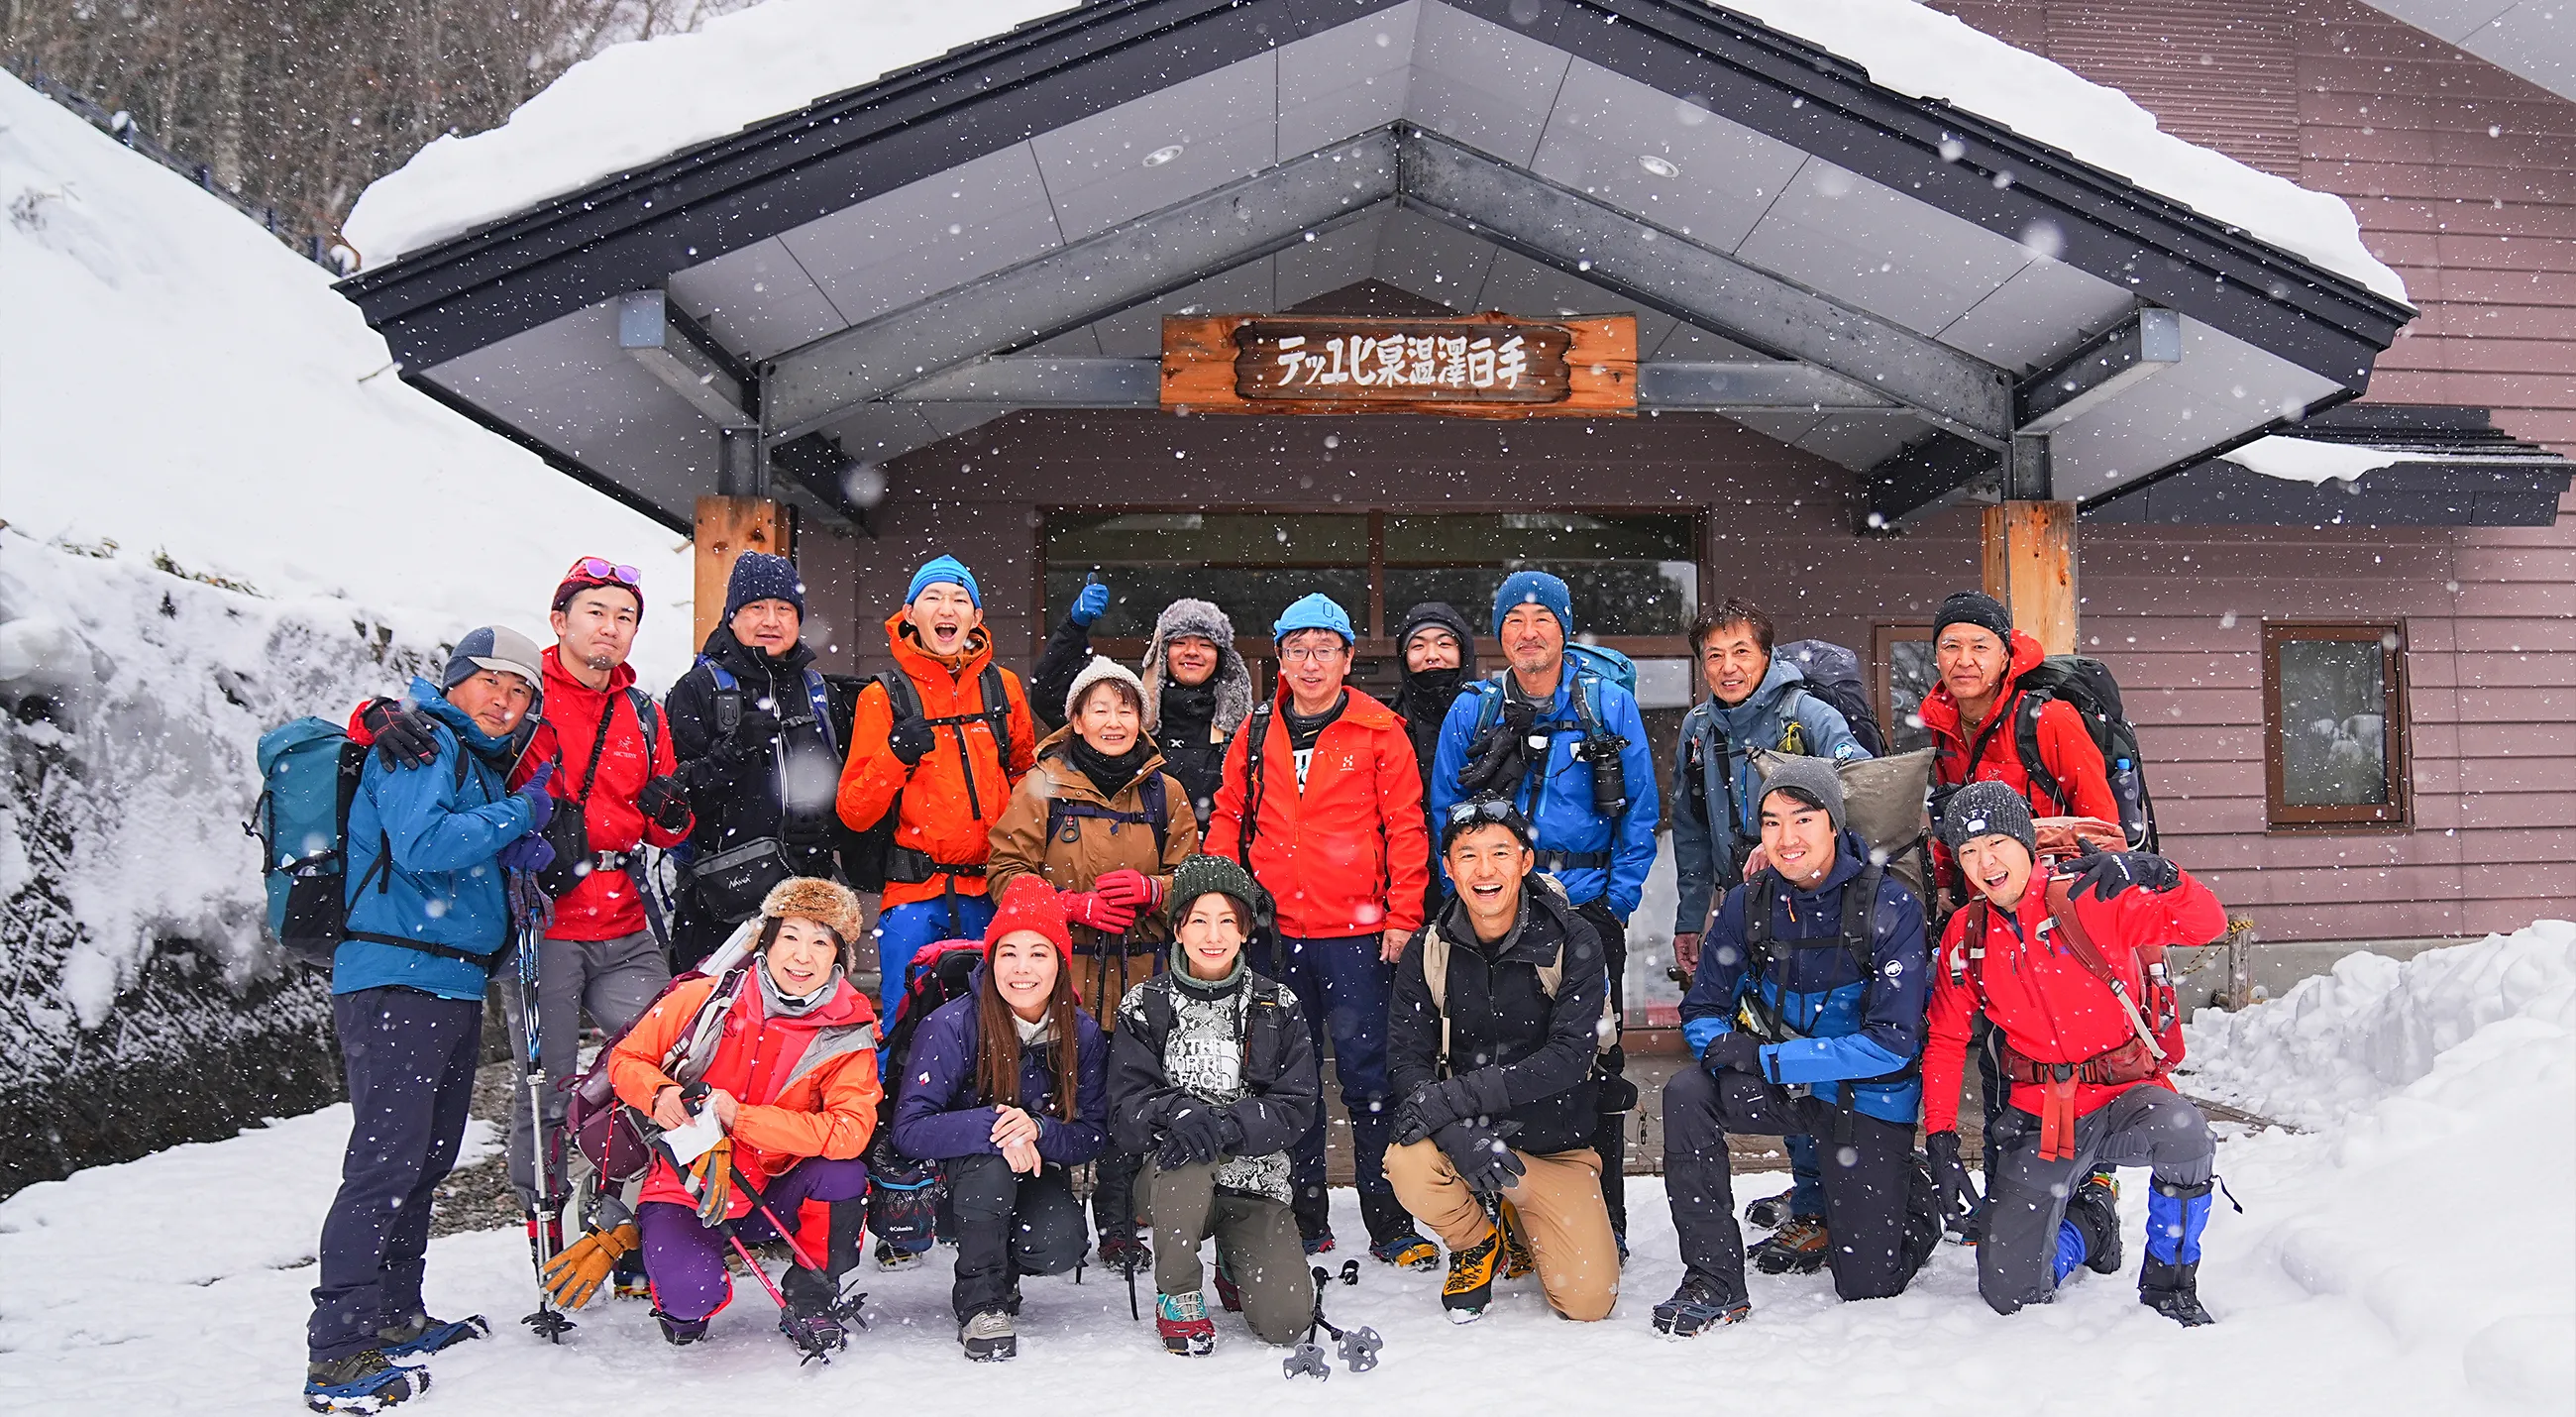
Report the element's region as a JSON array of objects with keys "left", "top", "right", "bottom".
[
  {"left": 1067, "top": 733, "right": 1149, "bottom": 800},
  {"left": 1160, "top": 678, "right": 1218, "bottom": 738}
]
